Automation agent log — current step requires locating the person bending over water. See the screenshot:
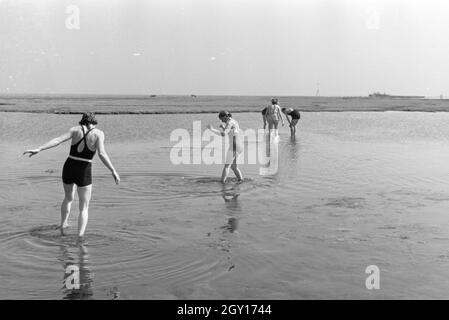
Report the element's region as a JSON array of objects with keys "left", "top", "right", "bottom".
[
  {"left": 281, "top": 107, "right": 301, "bottom": 136},
  {"left": 261, "top": 107, "right": 268, "bottom": 130},
  {"left": 23, "top": 112, "right": 120, "bottom": 242},
  {"left": 265, "top": 98, "right": 284, "bottom": 141},
  {"left": 207, "top": 111, "right": 244, "bottom": 183}
]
